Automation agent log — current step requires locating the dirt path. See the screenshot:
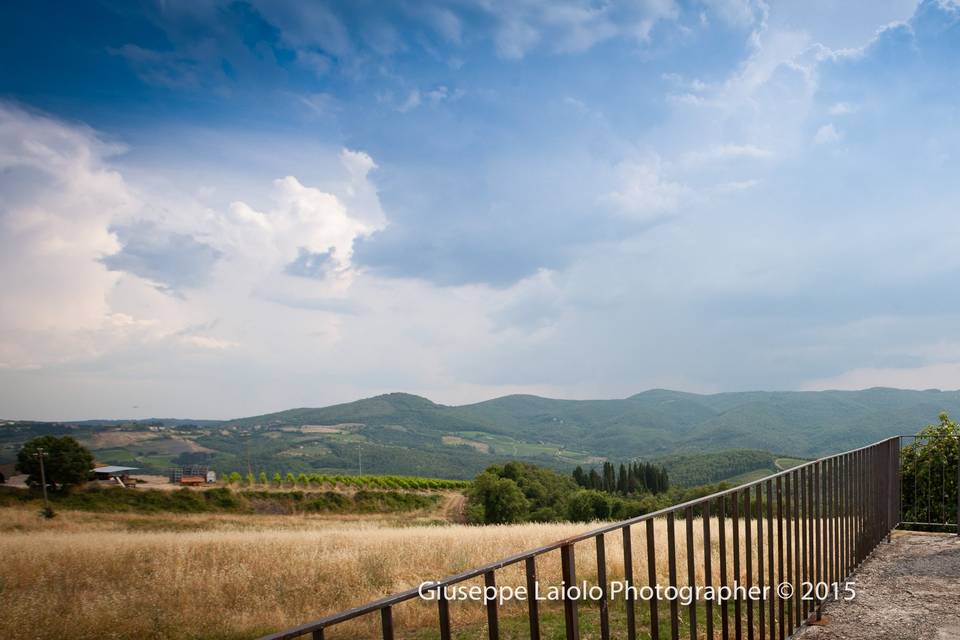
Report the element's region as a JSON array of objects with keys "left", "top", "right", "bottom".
[
  {"left": 441, "top": 492, "right": 467, "bottom": 523},
  {"left": 796, "top": 532, "right": 960, "bottom": 640}
]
